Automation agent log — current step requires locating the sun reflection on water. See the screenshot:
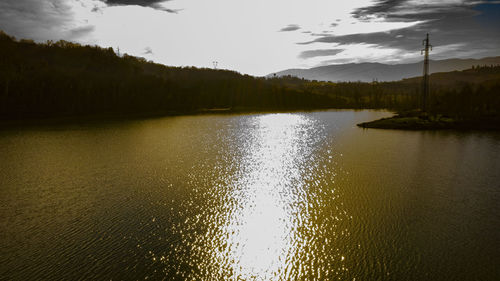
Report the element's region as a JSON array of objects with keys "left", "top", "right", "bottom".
[
  {"left": 218, "top": 114, "right": 312, "bottom": 279},
  {"left": 202, "top": 114, "right": 311, "bottom": 279},
  {"left": 181, "top": 113, "right": 352, "bottom": 280}
]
